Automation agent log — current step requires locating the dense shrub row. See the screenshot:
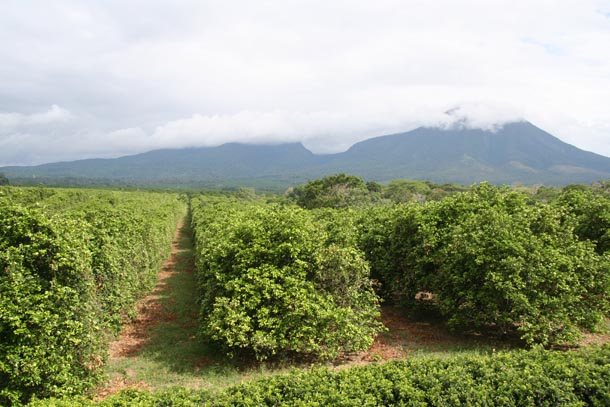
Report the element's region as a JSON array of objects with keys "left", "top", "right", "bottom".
[
  {"left": 555, "top": 187, "right": 610, "bottom": 254},
  {"left": 190, "top": 196, "right": 383, "bottom": 360},
  {"left": 357, "top": 184, "right": 610, "bottom": 346},
  {"left": 0, "top": 188, "right": 185, "bottom": 405},
  {"left": 6, "top": 182, "right": 610, "bottom": 405},
  {"left": 29, "top": 345, "right": 610, "bottom": 406},
  {"left": 191, "top": 183, "right": 610, "bottom": 355}
]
